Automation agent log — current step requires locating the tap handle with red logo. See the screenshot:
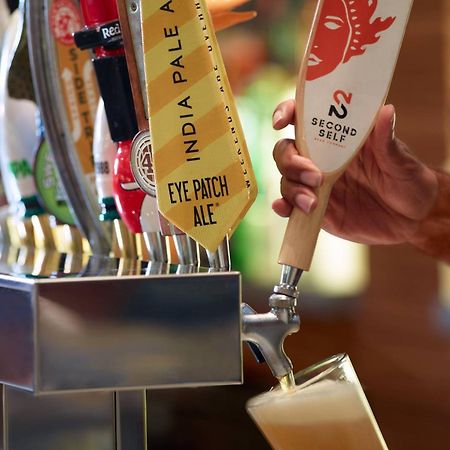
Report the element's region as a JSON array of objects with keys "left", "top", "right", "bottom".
[
  {"left": 278, "top": 0, "right": 413, "bottom": 271},
  {"left": 74, "top": 0, "right": 144, "bottom": 235},
  {"left": 74, "top": 0, "right": 138, "bottom": 143}
]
